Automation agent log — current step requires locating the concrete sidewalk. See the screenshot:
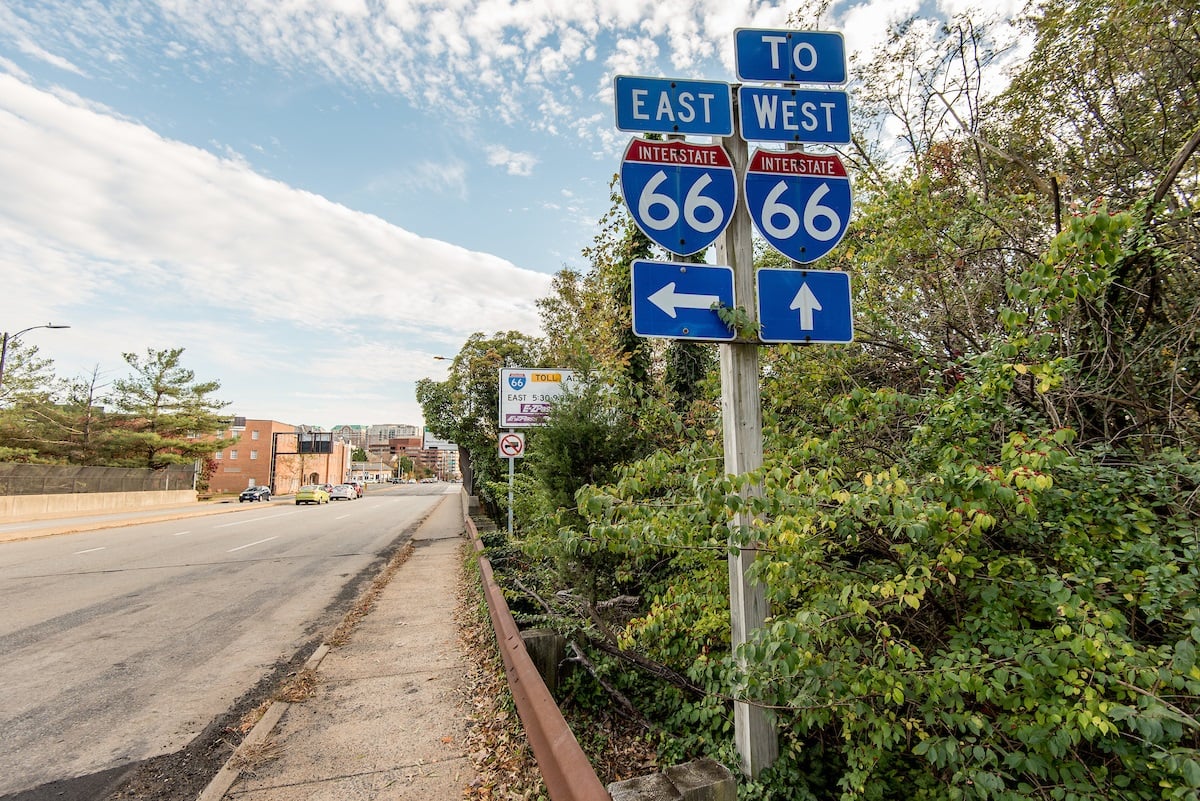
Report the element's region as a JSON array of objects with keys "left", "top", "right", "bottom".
[{"left": 206, "top": 494, "right": 477, "bottom": 801}]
